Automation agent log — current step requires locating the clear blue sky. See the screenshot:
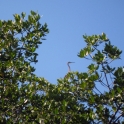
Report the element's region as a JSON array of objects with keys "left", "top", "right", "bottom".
[{"left": 0, "top": 1, "right": 124, "bottom": 84}]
